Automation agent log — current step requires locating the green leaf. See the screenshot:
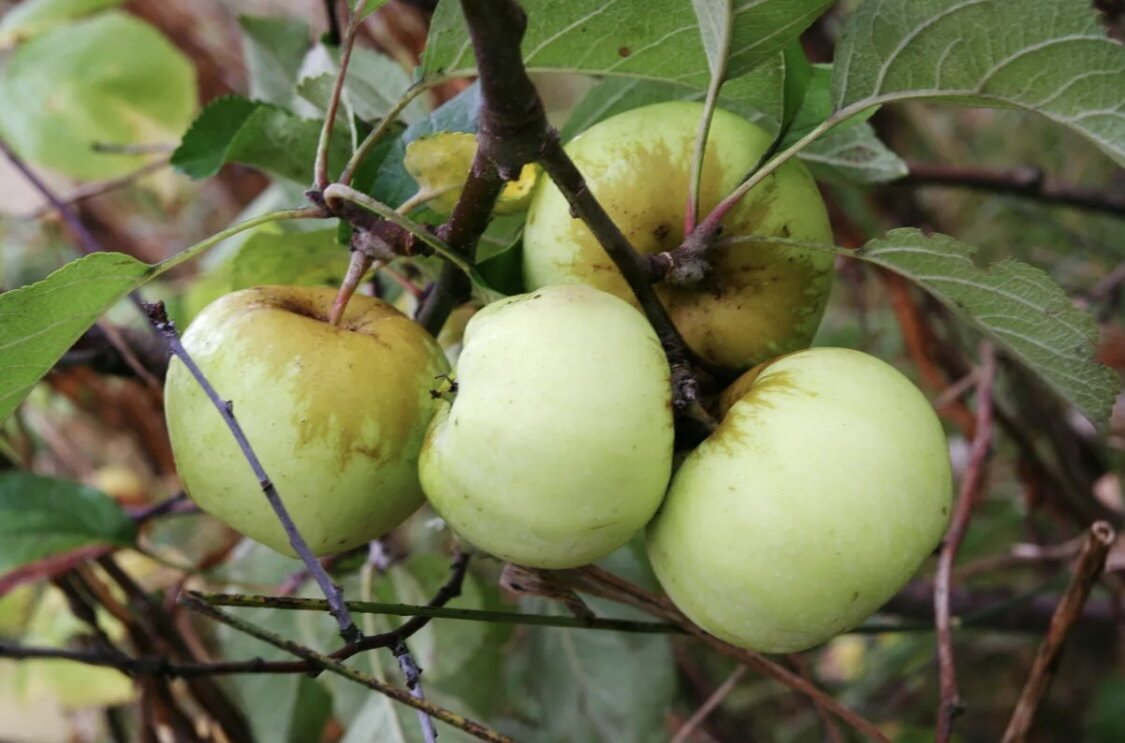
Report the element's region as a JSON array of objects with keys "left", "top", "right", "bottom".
[
  {"left": 285, "top": 676, "right": 332, "bottom": 743},
  {"left": 239, "top": 15, "right": 312, "bottom": 108},
  {"left": 171, "top": 96, "right": 349, "bottom": 184},
  {"left": 360, "top": 0, "right": 391, "bottom": 21},
  {"left": 859, "top": 229, "right": 1120, "bottom": 425},
  {"left": 832, "top": 0, "right": 1125, "bottom": 165},
  {"left": 423, "top": 0, "right": 829, "bottom": 90},
  {"left": 0, "top": 472, "right": 136, "bottom": 572},
  {"left": 0, "top": 252, "right": 153, "bottom": 423},
  {"left": 229, "top": 229, "right": 350, "bottom": 289},
  {"left": 0, "top": 0, "right": 123, "bottom": 48},
  {"left": 1087, "top": 672, "right": 1125, "bottom": 743},
  {"left": 801, "top": 122, "right": 908, "bottom": 184},
  {"left": 0, "top": 11, "right": 197, "bottom": 180}
]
